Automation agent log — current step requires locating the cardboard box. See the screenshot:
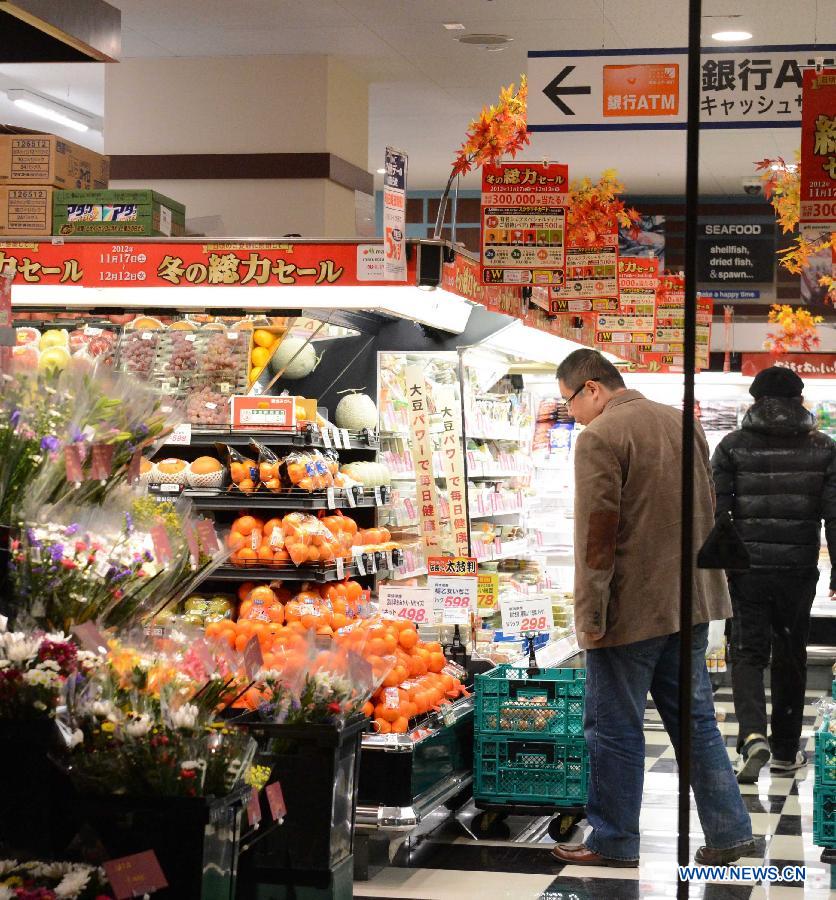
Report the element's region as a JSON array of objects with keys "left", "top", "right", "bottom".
[
  {"left": 0, "top": 186, "right": 53, "bottom": 235},
  {"left": 53, "top": 189, "right": 186, "bottom": 237},
  {"left": 0, "top": 126, "right": 109, "bottom": 190}
]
